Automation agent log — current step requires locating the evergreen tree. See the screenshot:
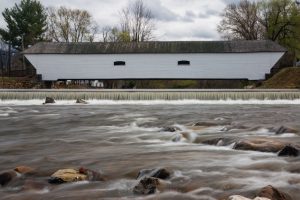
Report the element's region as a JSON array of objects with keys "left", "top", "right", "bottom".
[{"left": 0, "top": 0, "right": 47, "bottom": 50}]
